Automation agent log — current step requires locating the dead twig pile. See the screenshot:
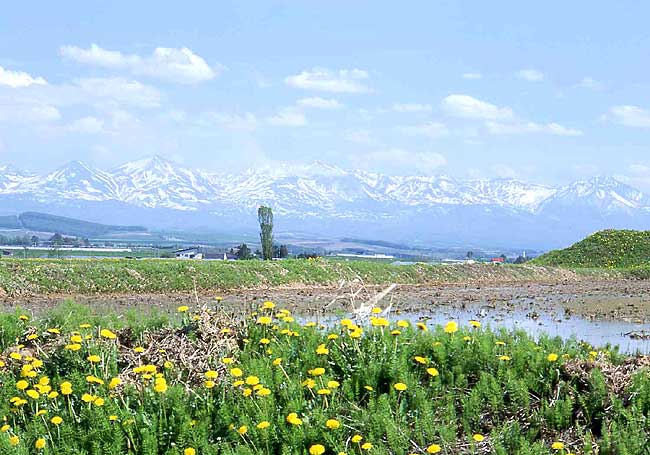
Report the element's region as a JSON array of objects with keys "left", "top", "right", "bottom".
[
  {"left": 117, "top": 306, "right": 241, "bottom": 389},
  {"left": 562, "top": 355, "right": 650, "bottom": 395}
]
